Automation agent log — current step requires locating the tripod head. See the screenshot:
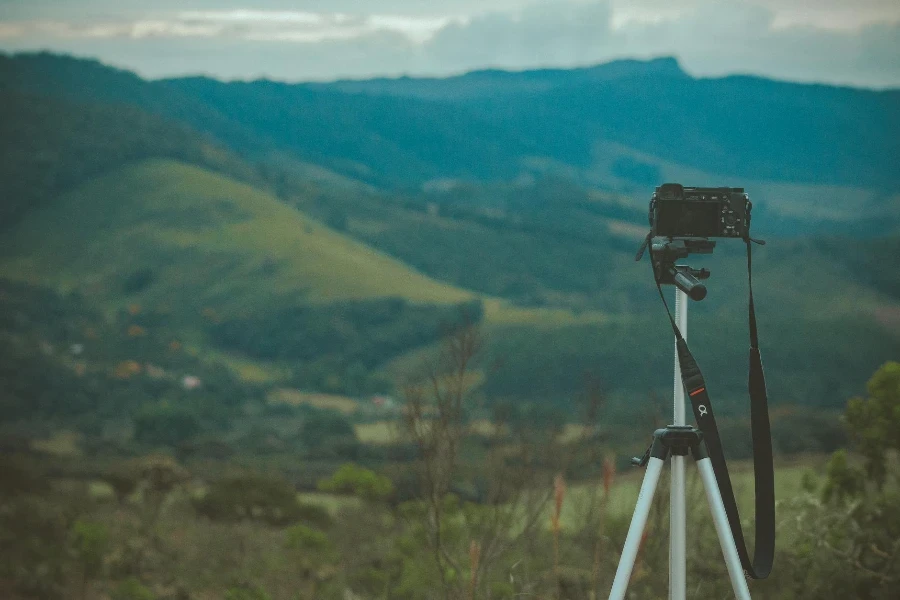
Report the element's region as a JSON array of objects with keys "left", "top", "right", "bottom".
[{"left": 650, "top": 239, "right": 715, "bottom": 301}]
